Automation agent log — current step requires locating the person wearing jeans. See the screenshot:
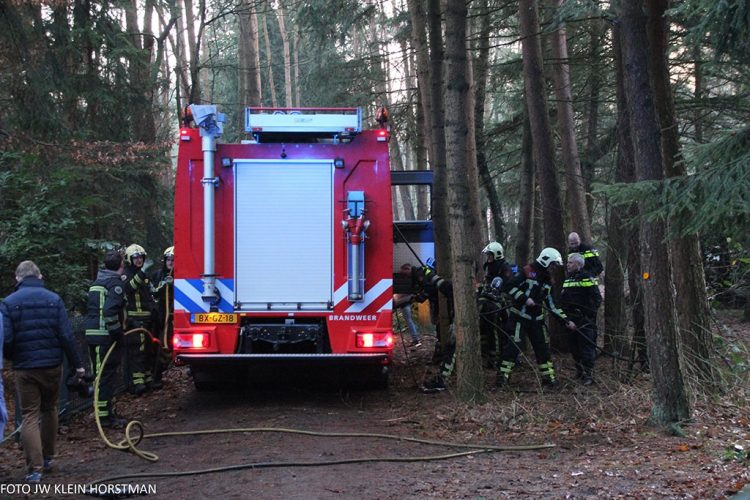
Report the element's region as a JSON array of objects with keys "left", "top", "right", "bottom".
[
  {"left": 1, "top": 260, "right": 85, "bottom": 483},
  {"left": 394, "top": 263, "right": 421, "bottom": 347}
]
